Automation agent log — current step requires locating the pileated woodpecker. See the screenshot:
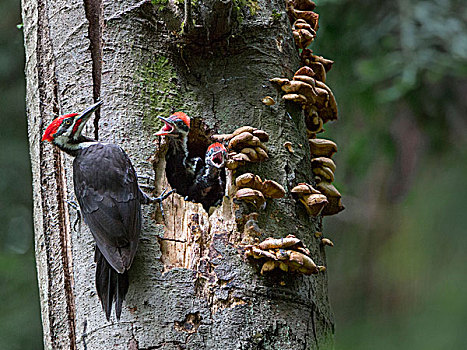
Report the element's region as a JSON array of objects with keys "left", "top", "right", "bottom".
[
  {"left": 154, "top": 112, "right": 202, "bottom": 195},
  {"left": 187, "top": 142, "right": 227, "bottom": 210},
  {"left": 42, "top": 101, "right": 171, "bottom": 320}
]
